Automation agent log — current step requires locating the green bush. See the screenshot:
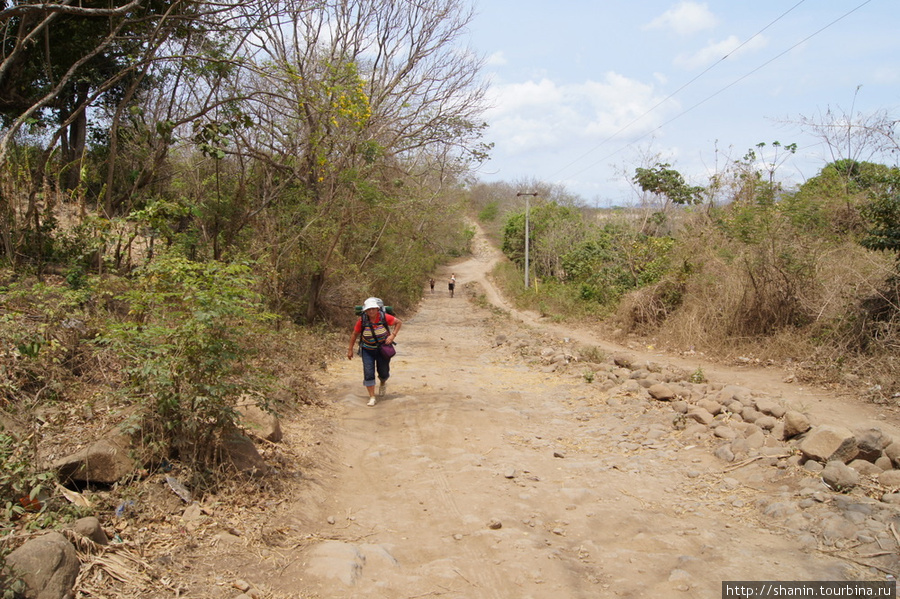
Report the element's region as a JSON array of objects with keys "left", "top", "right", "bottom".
[
  {"left": 478, "top": 201, "right": 499, "bottom": 222},
  {"left": 561, "top": 228, "right": 675, "bottom": 309},
  {"left": 0, "top": 429, "right": 55, "bottom": 522},
  {"left": 108, "top": 254, "right": 274, "bottom": 469}
]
